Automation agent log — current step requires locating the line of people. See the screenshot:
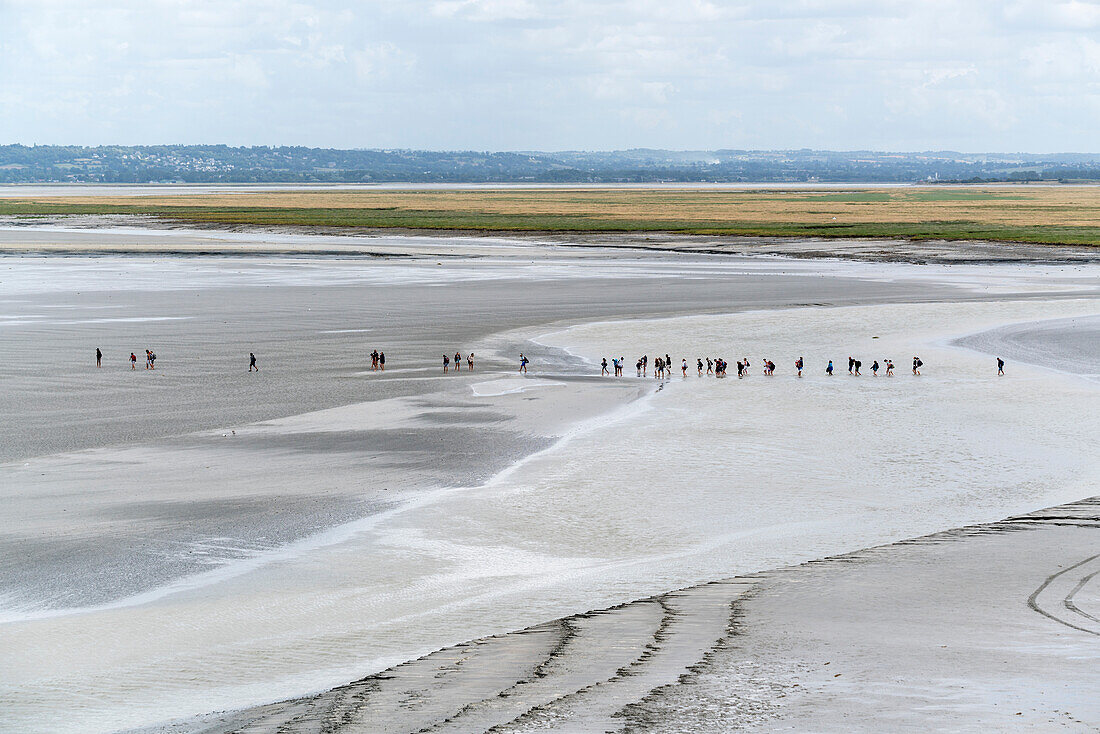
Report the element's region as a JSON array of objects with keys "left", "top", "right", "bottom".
[
  {"left": 598, "top": 354, "right": 1006, "bottom": 378},
  {"left": 92, "top": 346, "right": 1006, "bottom": 379}
]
